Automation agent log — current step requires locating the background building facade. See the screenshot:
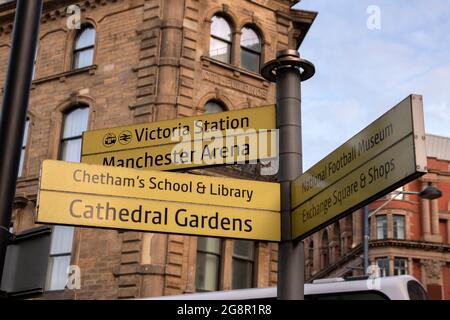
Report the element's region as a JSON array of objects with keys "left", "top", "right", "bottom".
[
  {"left": 305, "top": 134, "right": 450, "bottom": 300},
  {"left": 0, "top": 0, "right": 316, "bottom": 299}
]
